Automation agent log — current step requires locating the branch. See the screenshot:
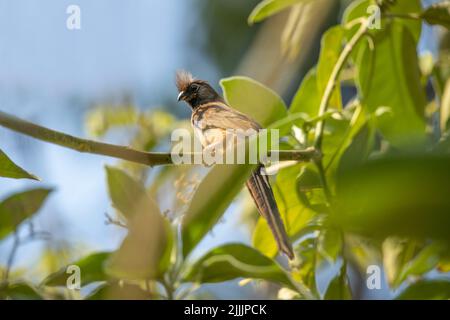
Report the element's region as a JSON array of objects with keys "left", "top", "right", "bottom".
[
  {"left": 0, "top": 111, "right": 319, "bottom": 166},
  {"left": 313, "top": 18, "right": 371, "bottom": 149}
]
